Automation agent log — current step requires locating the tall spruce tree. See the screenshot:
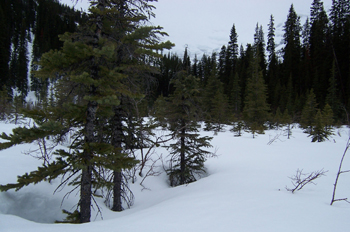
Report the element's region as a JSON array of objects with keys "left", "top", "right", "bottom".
[
  {"left": 266, "top": 14, "right": 280, "bottom": 111},
  {"left": 309, "top": 0, "right": 331, "bottom": 106},
  {"left": 282, "top": 4, "right": 301, "bottom": 97},
  {"left": 160, "top": 71, "right": 213, "bottom": 186},
  {"left": 243, "top": 49, "right": 270, "bottom": 138},
  {"left": 329, "top": 0, "right": 350, "bottom": 108},
  {"left": 267, "top": 15, "right": 276, "bottom": 63},
  {"left": 203, "top": 62, "right": 229, "bottom": 133},
  {"left": 0, "top": 0, "right": 173, "bottom": 223},
  {"left": 326, "top": 60, "right": 341, "bottom": 119},
  {"left": 253, "top": 23, "right": 266, "bottom": 75}
]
